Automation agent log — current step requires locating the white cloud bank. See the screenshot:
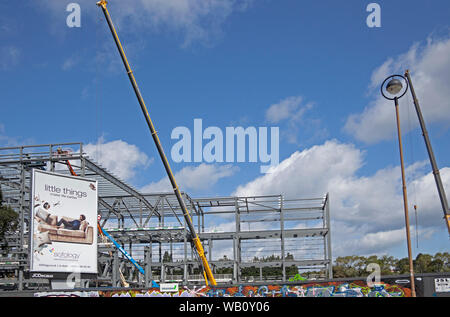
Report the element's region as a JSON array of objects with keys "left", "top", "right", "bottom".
[
  {"left": 265, "top": 96, "right": 325, "bottom": 145},
  {"left": 39, "top": 0, "right": 253, "bottom": 47},
  {"left": 82, "top": 137, "right": 238, "bottom": 192},
  {"left": 265, "top": 96, "right": 310, "bottom": 124},
  {"left": 344, "top": 35, "right": 450, "bottom": 144},
  {"left": 233, "top": 140, "right": 450, "bottom": 256},
  {"left": 84, "top": 138, "right": 152, "bottom": 181},
  {"left": 141, "top": 163, "right": 238, "bottom": 193}
]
